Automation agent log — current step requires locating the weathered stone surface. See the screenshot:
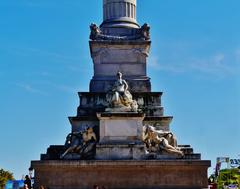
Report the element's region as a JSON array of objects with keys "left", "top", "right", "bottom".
[
  {"left": 97, "top": 113, "right": 144, "bottom": 143},
  {"left": 31, "top": 160, "right": 211, "bottom": 189},
  {"left": 90, "top": 77, "right": 151, "bottom": 92},
  {"left": 68, "top": 117, "right": 99, "bottom": 133},
  {"left": 76, "top": 92, "right": 163, "bottom": 116},
  {"left": 67, "top": 92, "right": 168, "bottom": 134},
  {"left": 90, "top": 42, "right": 150, "bottom": 65},
  {"left": 89, "top": 40, "right": 151, "bottom": 92},
  {"left": 60, "top": 153, "right": 81, "bottom": 160},
  {"left": 143, "top": 116, "right": 173, "bottom": 131},
  {"left": 40, "top": 143, "right": 201, "bottom": 161},
  {"left": 96, "top": 143, "right": 145, "bottom": 160},
  {"left": 40, "top": 145, "right": 65, "bottom": 160}
]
